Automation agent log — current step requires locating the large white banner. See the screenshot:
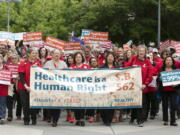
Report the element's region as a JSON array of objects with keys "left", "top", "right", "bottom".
[{"left": 30, "top": 67, "right": 142, "bottom": 109}]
